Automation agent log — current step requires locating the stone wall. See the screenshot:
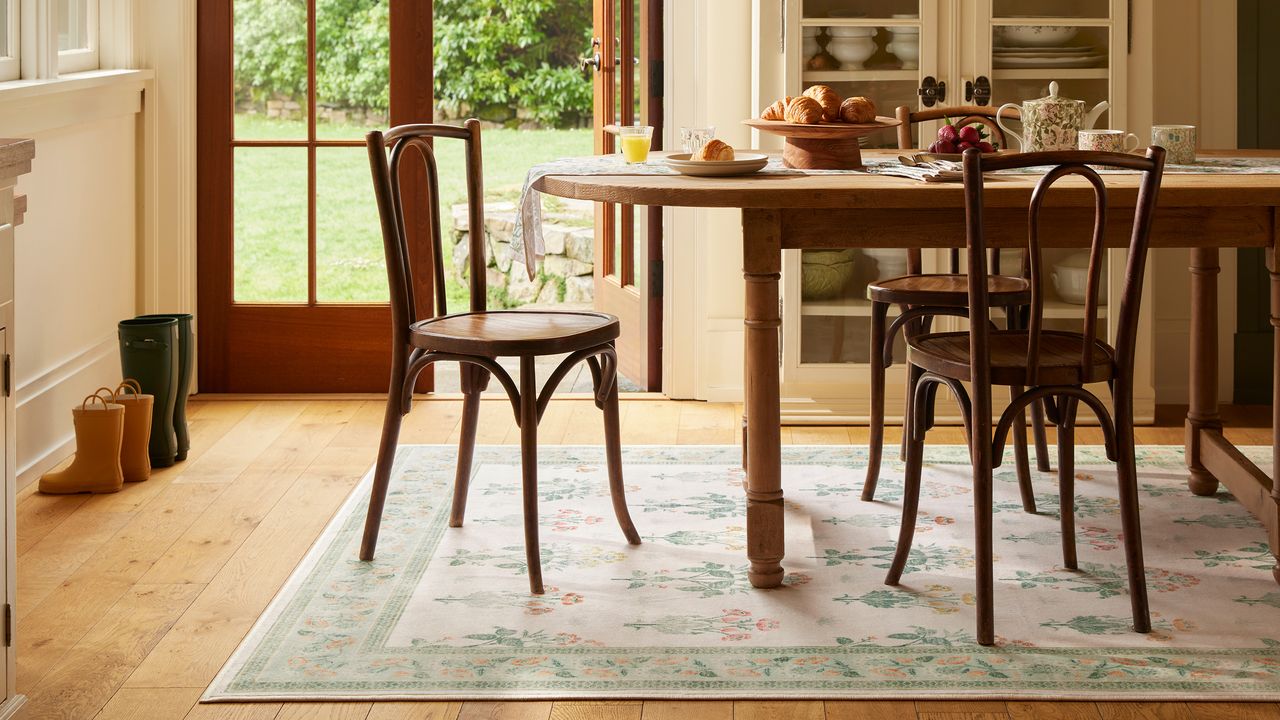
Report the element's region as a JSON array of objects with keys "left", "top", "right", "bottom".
[{"left": 450, "top": 200, "right": 595, "bottom": 306}]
